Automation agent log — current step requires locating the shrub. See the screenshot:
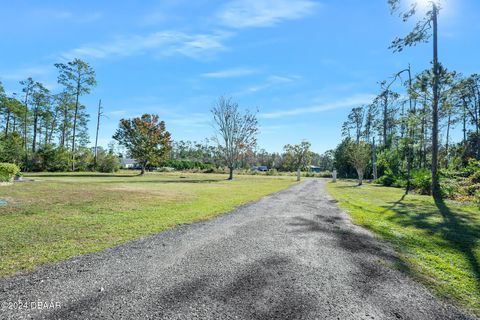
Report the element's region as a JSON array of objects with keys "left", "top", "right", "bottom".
[
  {"left": 392, "top": 176, "right": 408, "bottom": 188},
  {"left": 96, "top": 151, "right": 120, "bottom": 173},
  {"left": 375, "top": 170, "right": 396, "bottom": 187},
  {"left": 157, "top": 160, "right": 213, "bottom": 171},
  {"left": 264, "top": 168, "right": 277, "bottom": 176},
  {"left": 0, "top": 163, "right": 20, "bottom": 182},
  {"left": 440, "top": 178, "right": 459, "bottom": 199},
  {"left": 30, "top": 145, "right": 71, "bottom": 172},
  {"left": 411, "top": 169, "right": 432, "bottom": 195}
]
